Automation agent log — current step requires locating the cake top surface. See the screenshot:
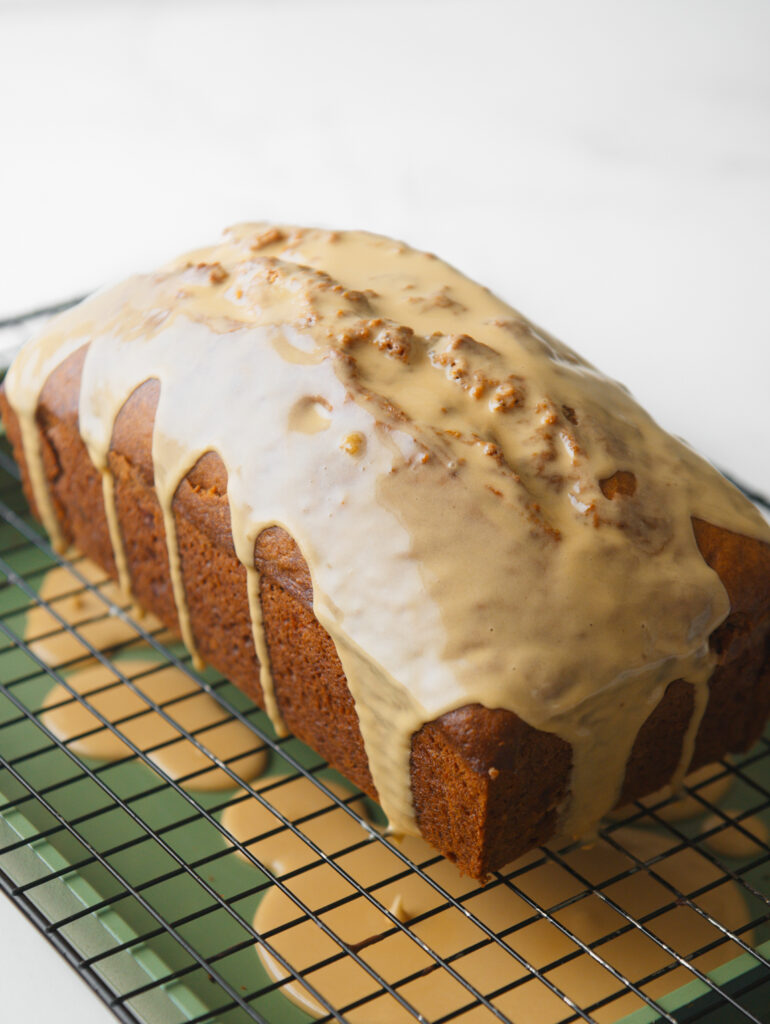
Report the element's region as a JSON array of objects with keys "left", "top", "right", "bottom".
[{"left": 6, "top": 223, "right": 769, "bottom": 839}]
